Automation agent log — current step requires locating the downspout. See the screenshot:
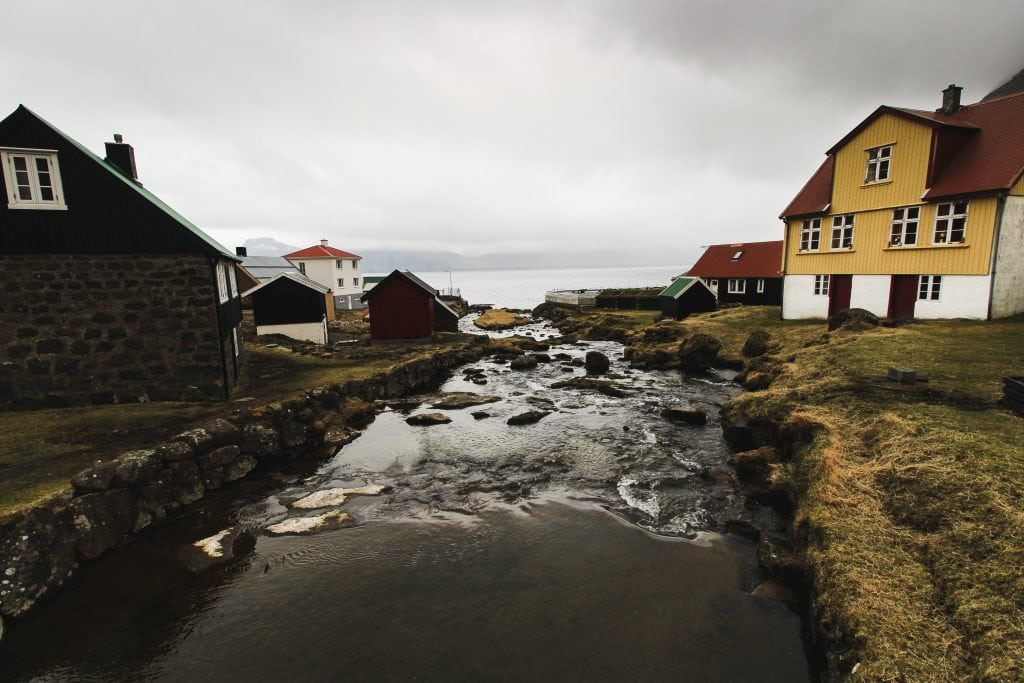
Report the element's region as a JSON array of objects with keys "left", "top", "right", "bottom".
[
  {"left": 987, "top": 193, "right": 1007, "bottom": 321},
  {"left": 779, "top": 218, "right": 790, "bottom": 320},
  {"left": 209, "top": 255, "right": 231, "bottom": 400}
]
